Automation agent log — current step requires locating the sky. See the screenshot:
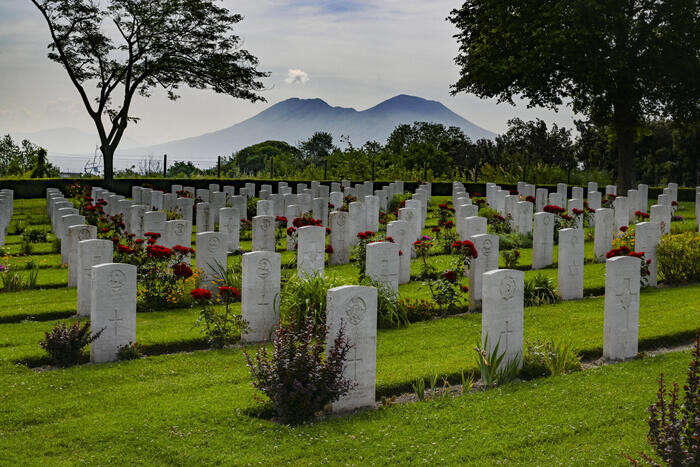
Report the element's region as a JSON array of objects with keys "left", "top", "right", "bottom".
[{"left": 0, "top": 0, "right": 577, "bottom": 150}]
